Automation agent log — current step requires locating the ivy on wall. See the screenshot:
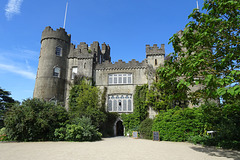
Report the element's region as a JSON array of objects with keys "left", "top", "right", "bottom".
[{"left": 121, "top": 84, "right": 149, "bottom": 134}]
